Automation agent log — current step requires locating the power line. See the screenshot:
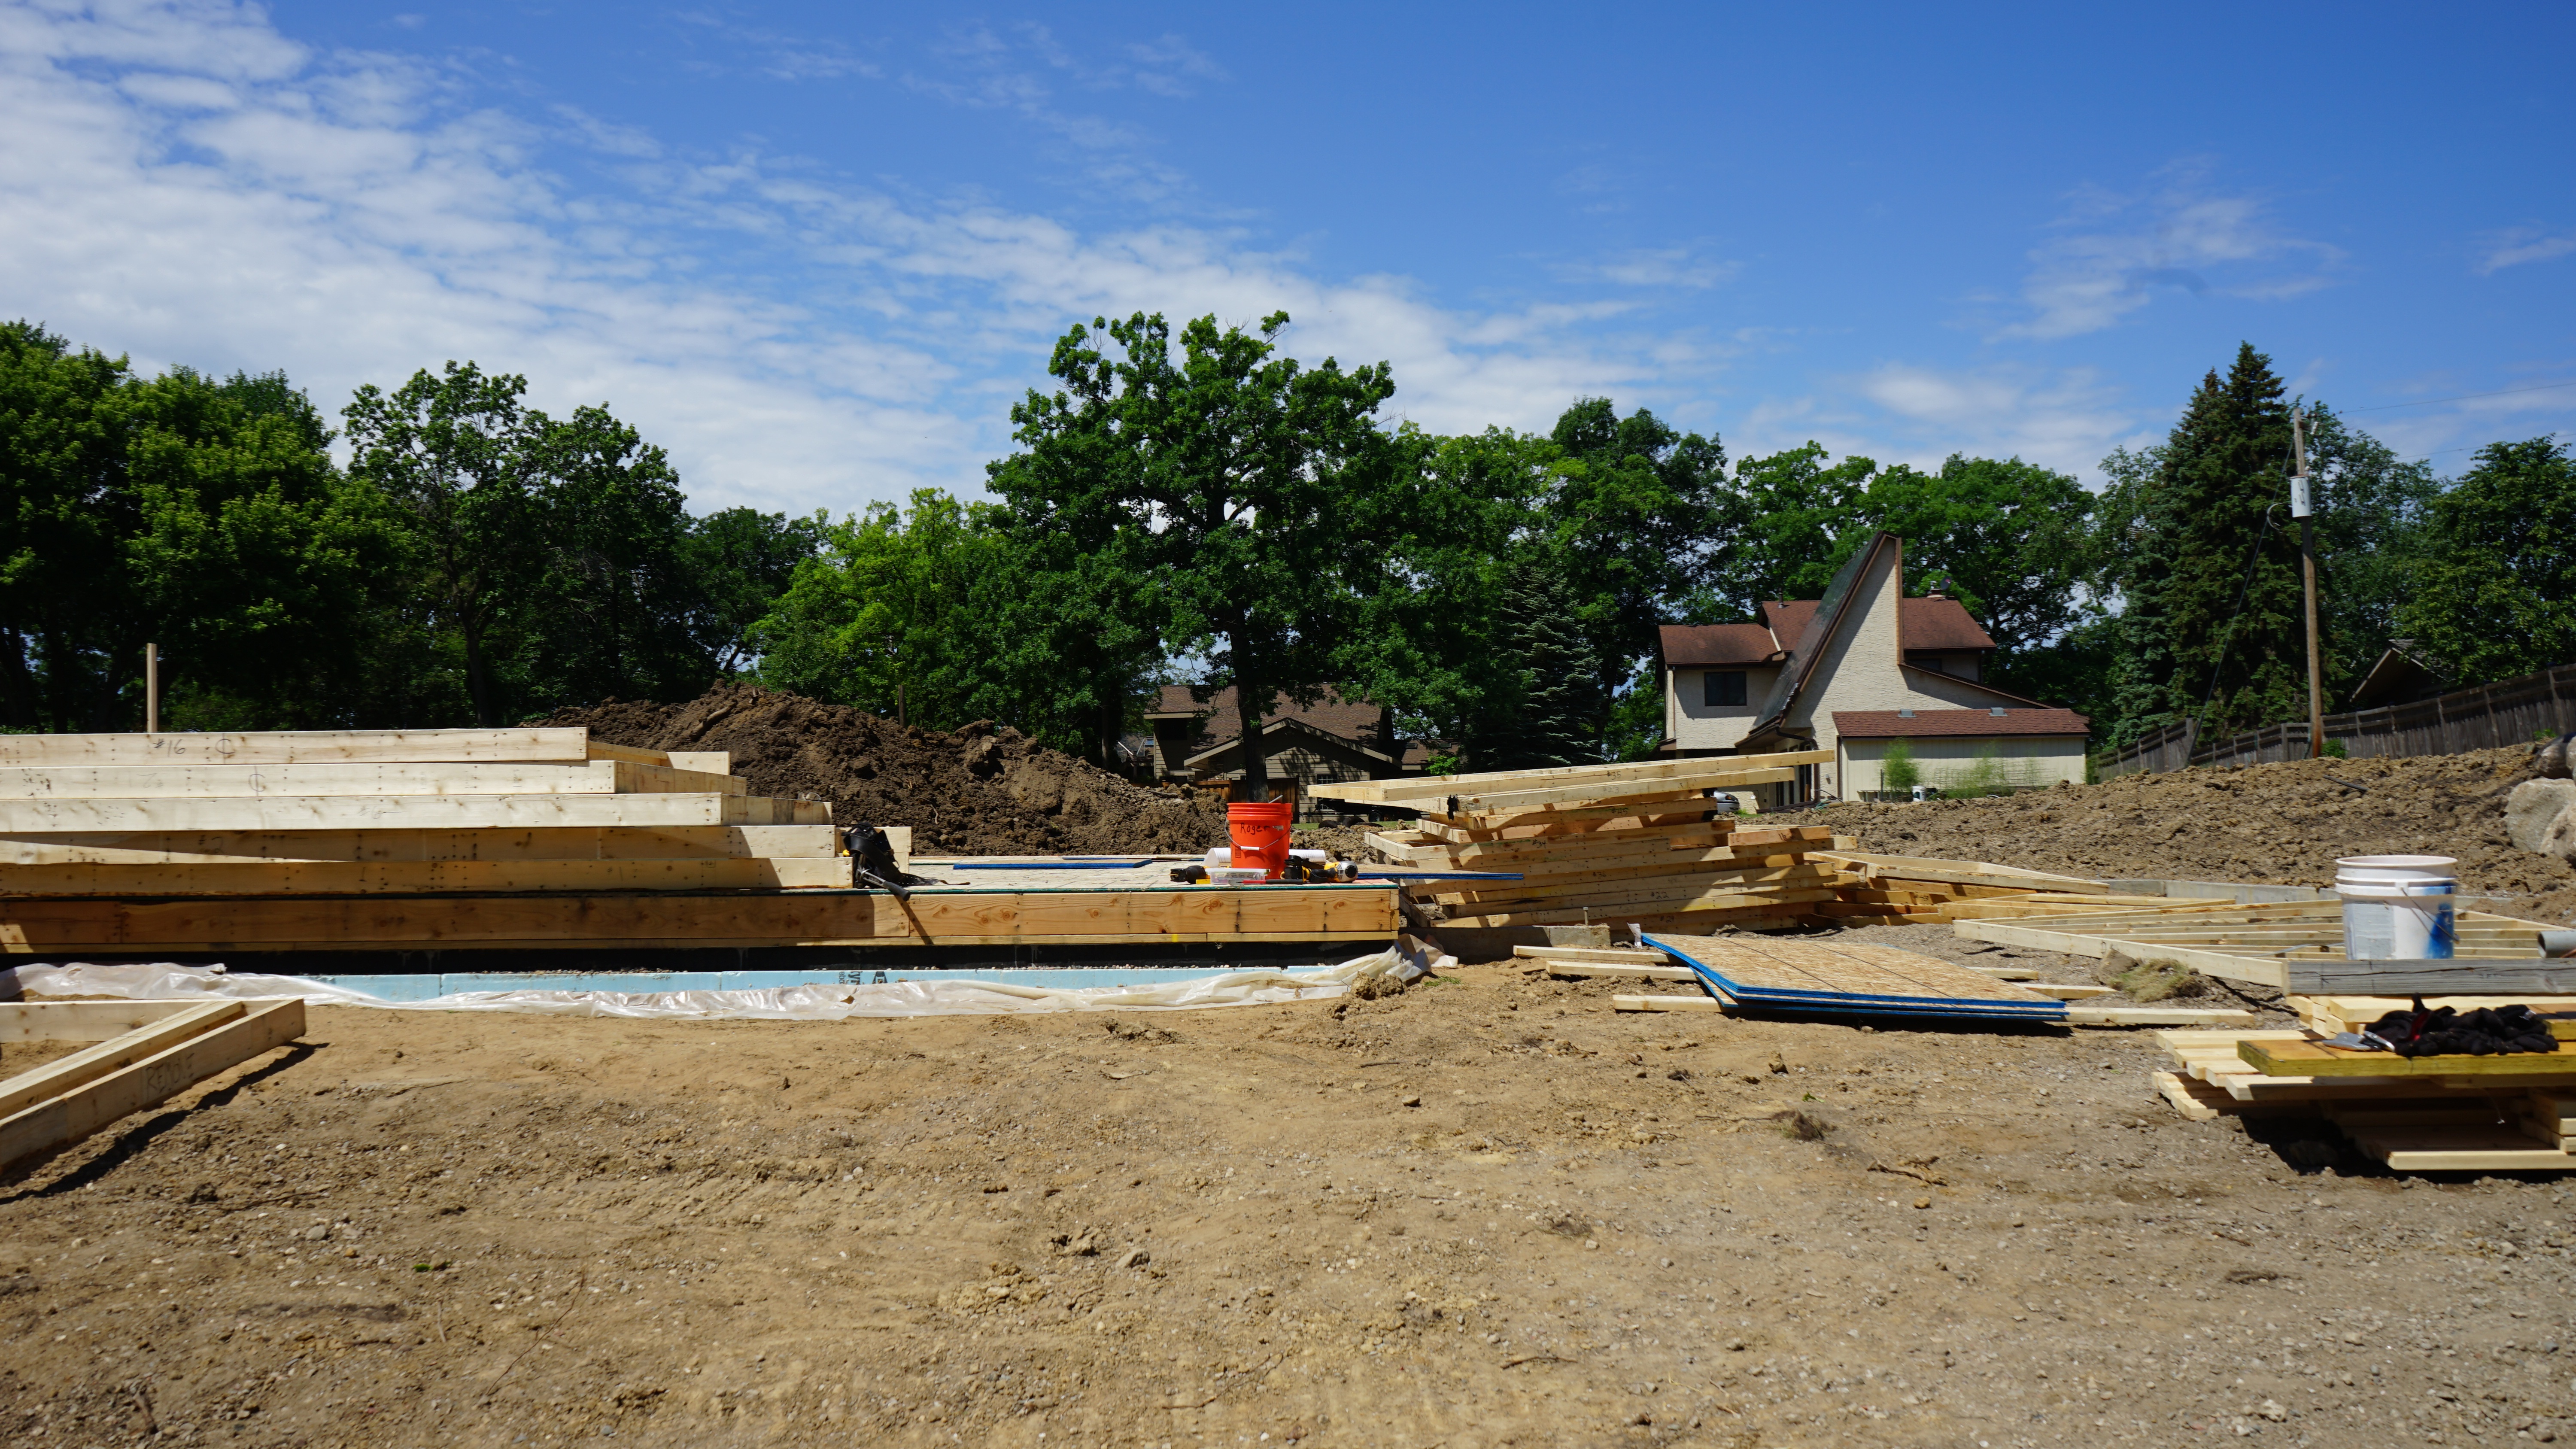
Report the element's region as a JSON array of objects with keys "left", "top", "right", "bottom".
[{"left": 2347, "top": 380, "right": 2576, "bottom": 413}]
